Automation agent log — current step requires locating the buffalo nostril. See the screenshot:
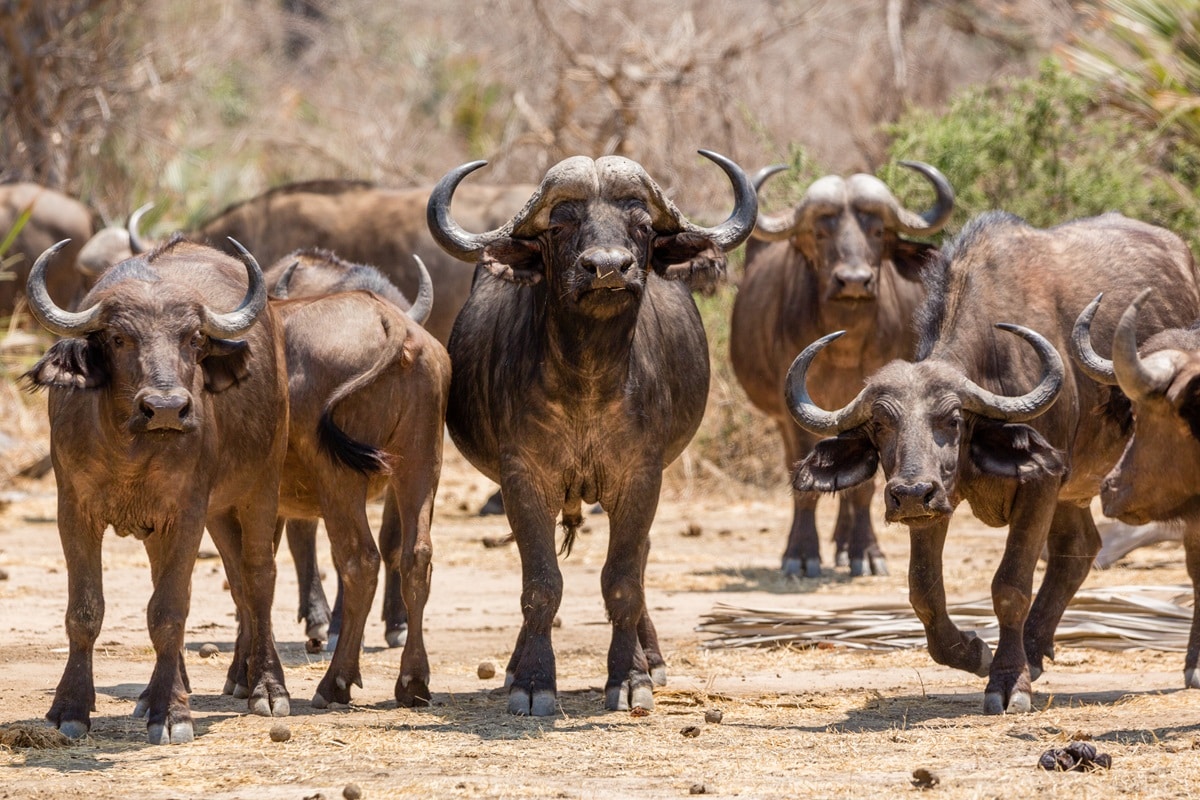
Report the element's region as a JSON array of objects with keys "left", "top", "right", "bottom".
[{"left": 140, "top": 394, "right": 190, "bottom": 427}]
